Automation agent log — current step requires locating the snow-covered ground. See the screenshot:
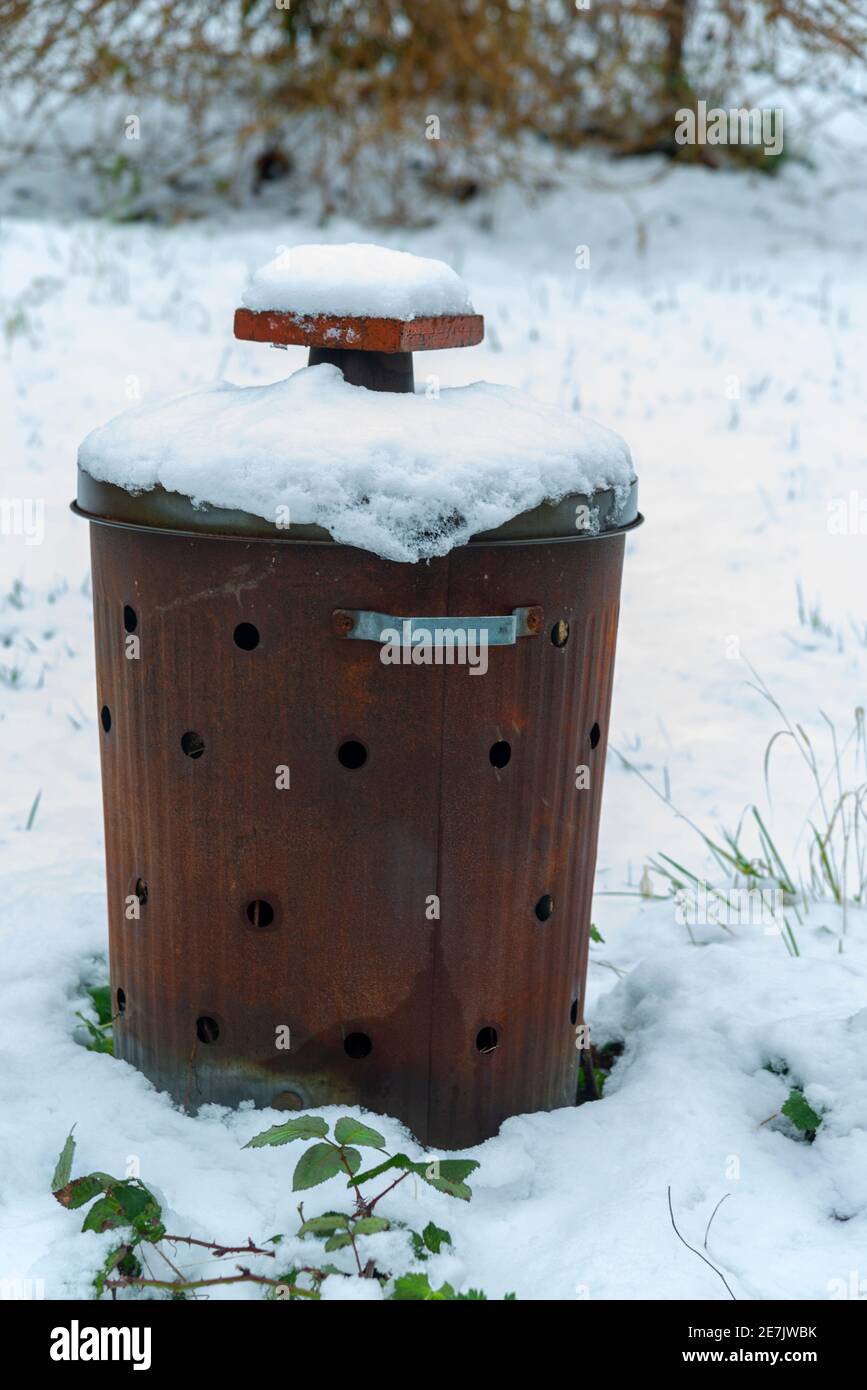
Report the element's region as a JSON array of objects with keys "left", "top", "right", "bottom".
[{"left": 1, "top": 150, "right": 866, "bottom": 1300}]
